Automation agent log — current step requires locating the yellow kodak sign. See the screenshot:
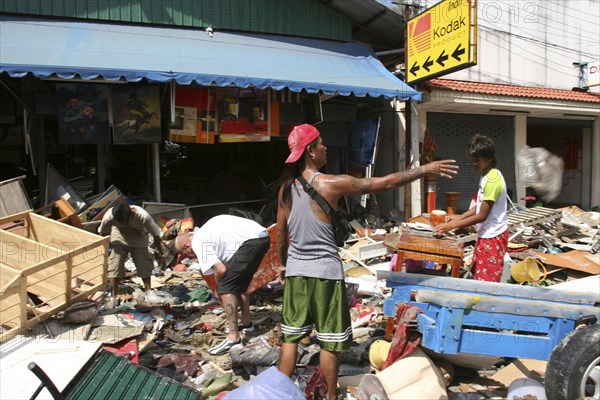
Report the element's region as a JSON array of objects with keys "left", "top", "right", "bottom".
[{"left": 405, "top": 0, "right": 477, "bottom": 84}]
